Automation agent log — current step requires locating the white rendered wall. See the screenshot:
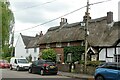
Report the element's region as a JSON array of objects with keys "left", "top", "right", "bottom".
[{"left": 15, "top": 35, "right": 39, "bottom": 61}]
